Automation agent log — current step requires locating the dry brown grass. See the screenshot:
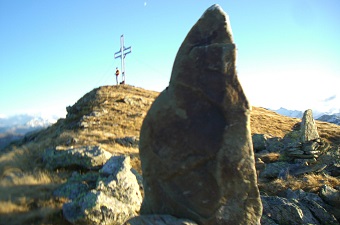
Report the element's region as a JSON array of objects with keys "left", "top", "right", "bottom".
[
  {"left": 0, "top": 178, "right": 68, "bottom": 225},
  {"left": 316, "top": 121, "right": 340, "bottom": 146},
  {"left": 250, "top": 107, "right": 300, "bottom": 138},
  {"left": 256, "top": 152, "right": 281, "bottom": 163},
  {"left": 260, "top": 173, "right": 340, "bottom": 196},
  {"left": 0, "top": 142, "right": 67, "bottom": 225},
  {"left": 0, "top": 85, "right": 339, "bottom": 224}
]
